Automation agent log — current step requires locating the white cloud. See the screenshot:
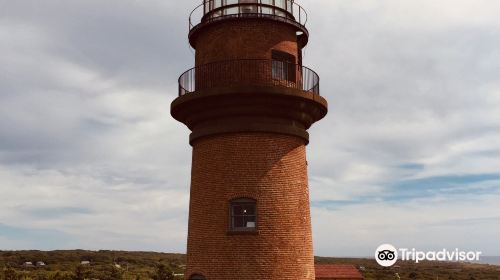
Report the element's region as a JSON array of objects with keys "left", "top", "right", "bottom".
[
  {"left": 312, "top": 191, "right": 500, "bottom": 256},
  {"left": 0, "top": 165, "right": 189, "bottom": 251}
]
